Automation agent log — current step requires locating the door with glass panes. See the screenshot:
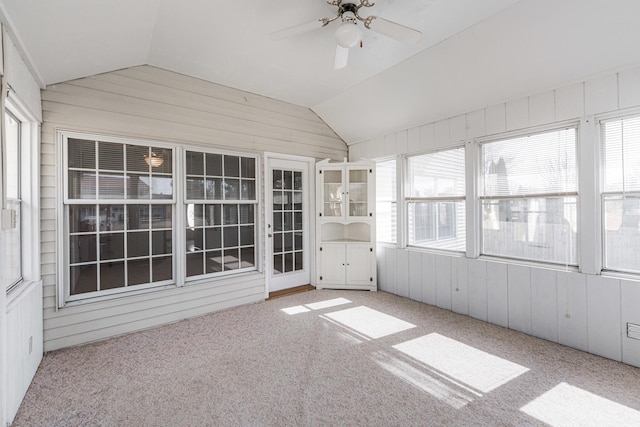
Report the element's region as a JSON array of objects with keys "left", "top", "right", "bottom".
[{"left": 267, "top": 157, "right": 311, "bottom": 292}]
